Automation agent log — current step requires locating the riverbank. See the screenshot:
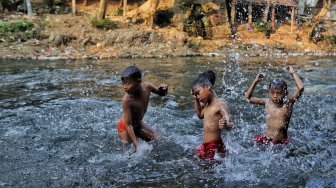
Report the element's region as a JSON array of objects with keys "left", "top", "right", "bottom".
[{"left": 0, "top": 12, "right": 335, "bottom": 60}]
